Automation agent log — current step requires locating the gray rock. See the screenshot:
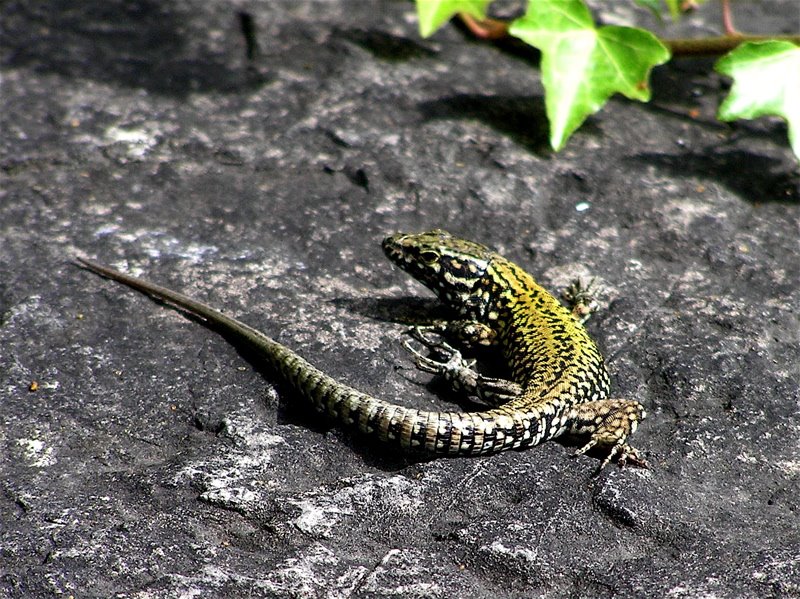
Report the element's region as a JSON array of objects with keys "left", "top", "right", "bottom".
[{"left": 2, "top": 1, "right": 798, "bottom": 597}]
